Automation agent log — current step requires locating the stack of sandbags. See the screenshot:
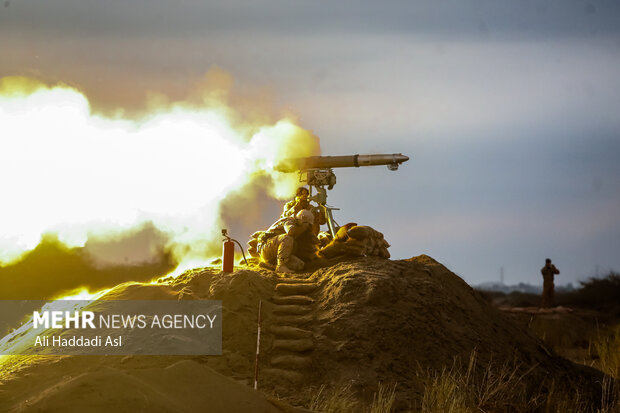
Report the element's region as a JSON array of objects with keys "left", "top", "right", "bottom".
[
  {"left": 247, "top": 231, "right": 264, "bottom": 258},
  {"left": 319, "top": 223, "right": 390, "bottom": 259}
]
